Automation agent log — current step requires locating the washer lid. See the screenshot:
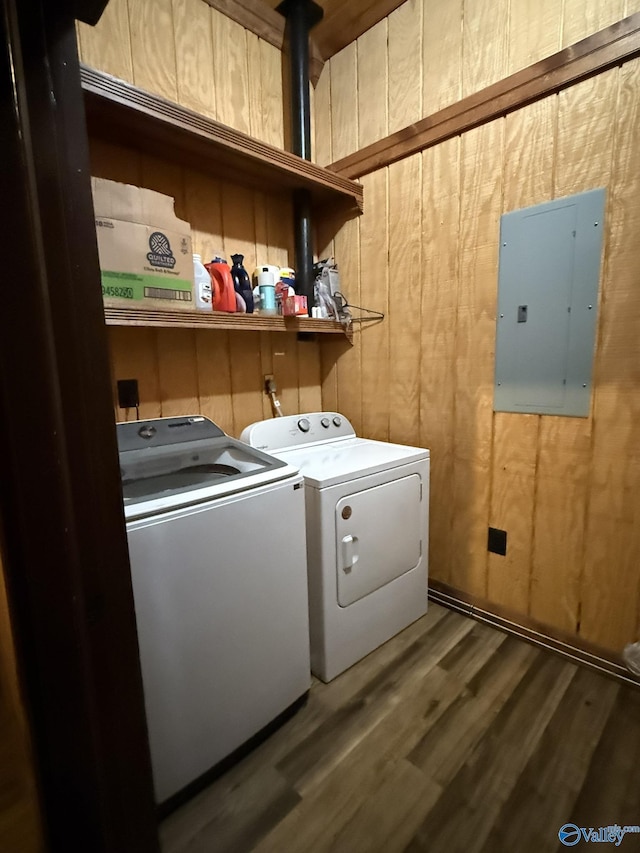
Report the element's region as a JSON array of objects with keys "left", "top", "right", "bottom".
[
  {"left": 117, "top": 416, "right": 295, "bottom": 516},
  {"left": 276, "top": 437, "right": 429, "bottom": 488}
]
